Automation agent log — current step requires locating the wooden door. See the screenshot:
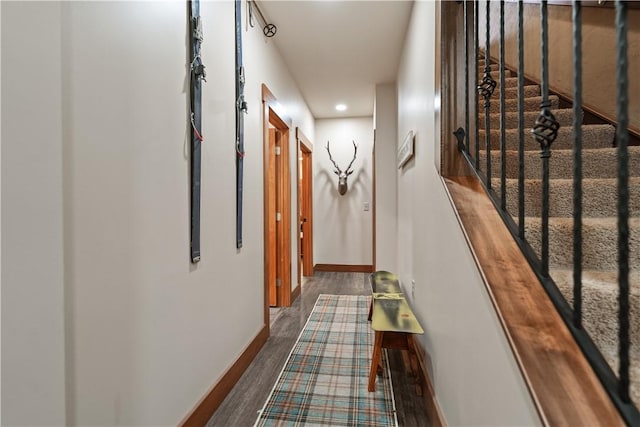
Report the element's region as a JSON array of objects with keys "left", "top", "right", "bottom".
[
  {"left": 300, "top": 146, "right": 313, "bottom": 276},
  {"left": 263, "top": 85, "right": 292, "bottom": 312},
  {"left": 275, "top": 129, "right": 286, "bottom": 305},
  {"left": 268, "top": 128, "right": 277, "bottom": 306}
]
